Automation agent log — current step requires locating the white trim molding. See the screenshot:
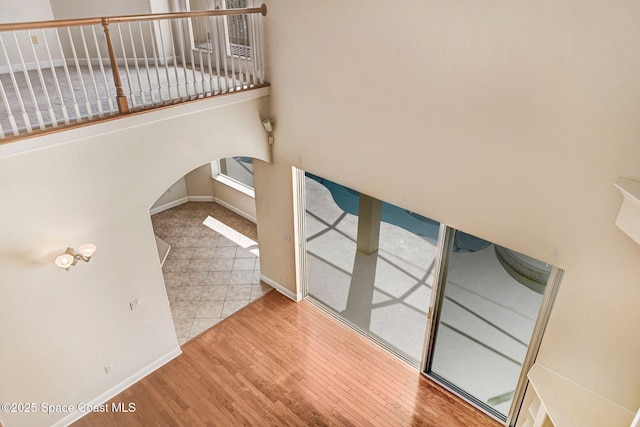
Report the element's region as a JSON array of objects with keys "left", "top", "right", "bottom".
[
  {"left": 213, "top": 197, "right": 257, "bottom": 223},
  {"left": 188, "top": 196, "right": 215, "bottom": 203},
  {"left": 213, "top": 174, "right": 255, "bottom": 198},
  {"left": 52, "top": 346, "right": 181, "bottom": 427},
  {"left": 261, "top": 275, "right": 302, "bottom": 302},
  {"left": 149, "top": 196, "right": 189, "bottom": 215},
  {"left": 149, "top": 196, "right": 217, "bottom": 215},
  {"left": 149, "top": 195, "right": 256, "bottom": 224},
  {"left": 291, "top": 167, "right": 309, "bottom": 298},
  {"left": 0, "top": 59, "right": 65, "bottom": 74},
  {"left": 614, "top": 177, "right": 640, "bottom": 245}
]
